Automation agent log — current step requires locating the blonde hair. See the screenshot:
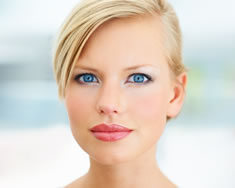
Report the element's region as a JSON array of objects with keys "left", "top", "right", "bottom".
[{"left": 53, "top": 0, "right": 187, "bottom": 99}]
